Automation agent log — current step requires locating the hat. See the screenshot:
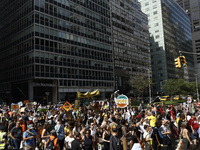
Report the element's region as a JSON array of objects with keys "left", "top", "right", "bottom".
[
  {"left": 152, "top": 111, "right": 155, "bottom": 114},
  {"left": 27, "top": 124, "right": 34, "bottom": 129}
]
